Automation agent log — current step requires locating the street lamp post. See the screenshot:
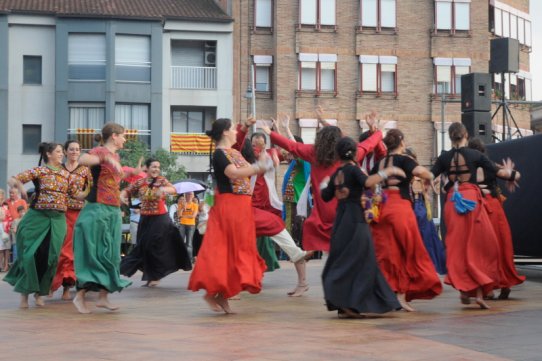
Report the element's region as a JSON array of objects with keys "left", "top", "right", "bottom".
[{"left": 244, "top": 57, "right": 257, "bottom": 133}]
